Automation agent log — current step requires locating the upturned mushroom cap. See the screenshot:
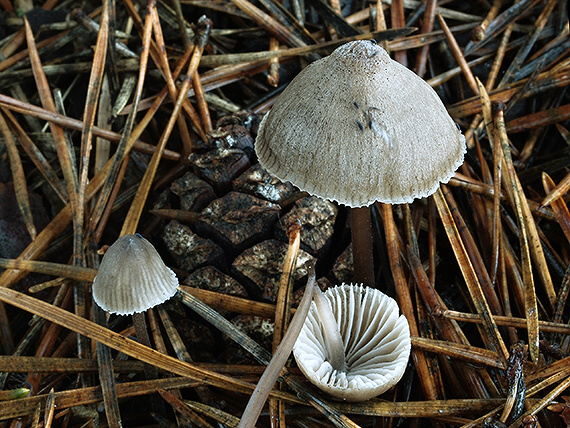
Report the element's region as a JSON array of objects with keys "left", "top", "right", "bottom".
[
  {"left": 255, "top": 40, "right": 466, "bottom": 207},
  {"left": 293, "top": 283, "right": 411, "bottom": 401},
  {"left": 92, "top": 234, "right": 178, "bottom": 315}
]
